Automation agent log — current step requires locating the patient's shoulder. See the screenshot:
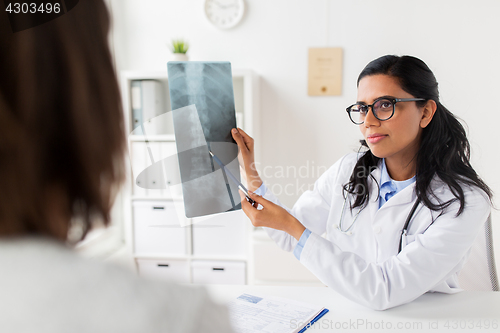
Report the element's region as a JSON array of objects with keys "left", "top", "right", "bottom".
[{"left": 0, "top": 237, "right": 233, "bottom": 333}]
